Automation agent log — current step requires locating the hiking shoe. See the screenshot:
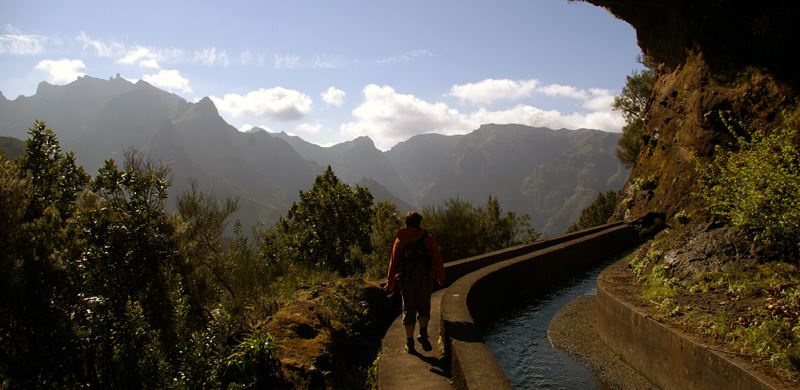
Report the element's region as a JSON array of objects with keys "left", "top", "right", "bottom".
[
  {"left": 417, "top": 335, "right": 432, "bottom": 352},
  {"left": 405, "top": 338, "right": 415, "bottom": 354}
]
